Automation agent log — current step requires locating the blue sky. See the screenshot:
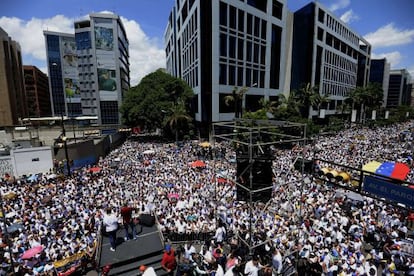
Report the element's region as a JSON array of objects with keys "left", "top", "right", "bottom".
[{"left": 1, "top": 0, "right": 413, "bottom": 85}]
